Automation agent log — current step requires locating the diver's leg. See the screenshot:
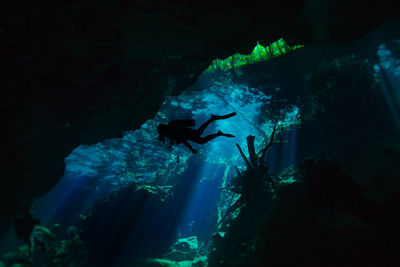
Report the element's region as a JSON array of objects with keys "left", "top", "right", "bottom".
[
  {"left": 218, "top": 130, "right": 235, "bottom": 138},
  {"left": 183, "top": 141, "right": 198, "bottom": 154},
  {"left": 193, "top": 133, "right": 220, "bottom": 144},
  {"left": 197, "top": 112, "right": 237, "bottom": 135},
  {"left": 193, "top": 131, "right": 235, "bottom": 144},
  {"left": 196, "top": 118, "right": 216, "bottom": 135},
  {"left": 211, "top": 112, "right": 236, "bottom": 120}
]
